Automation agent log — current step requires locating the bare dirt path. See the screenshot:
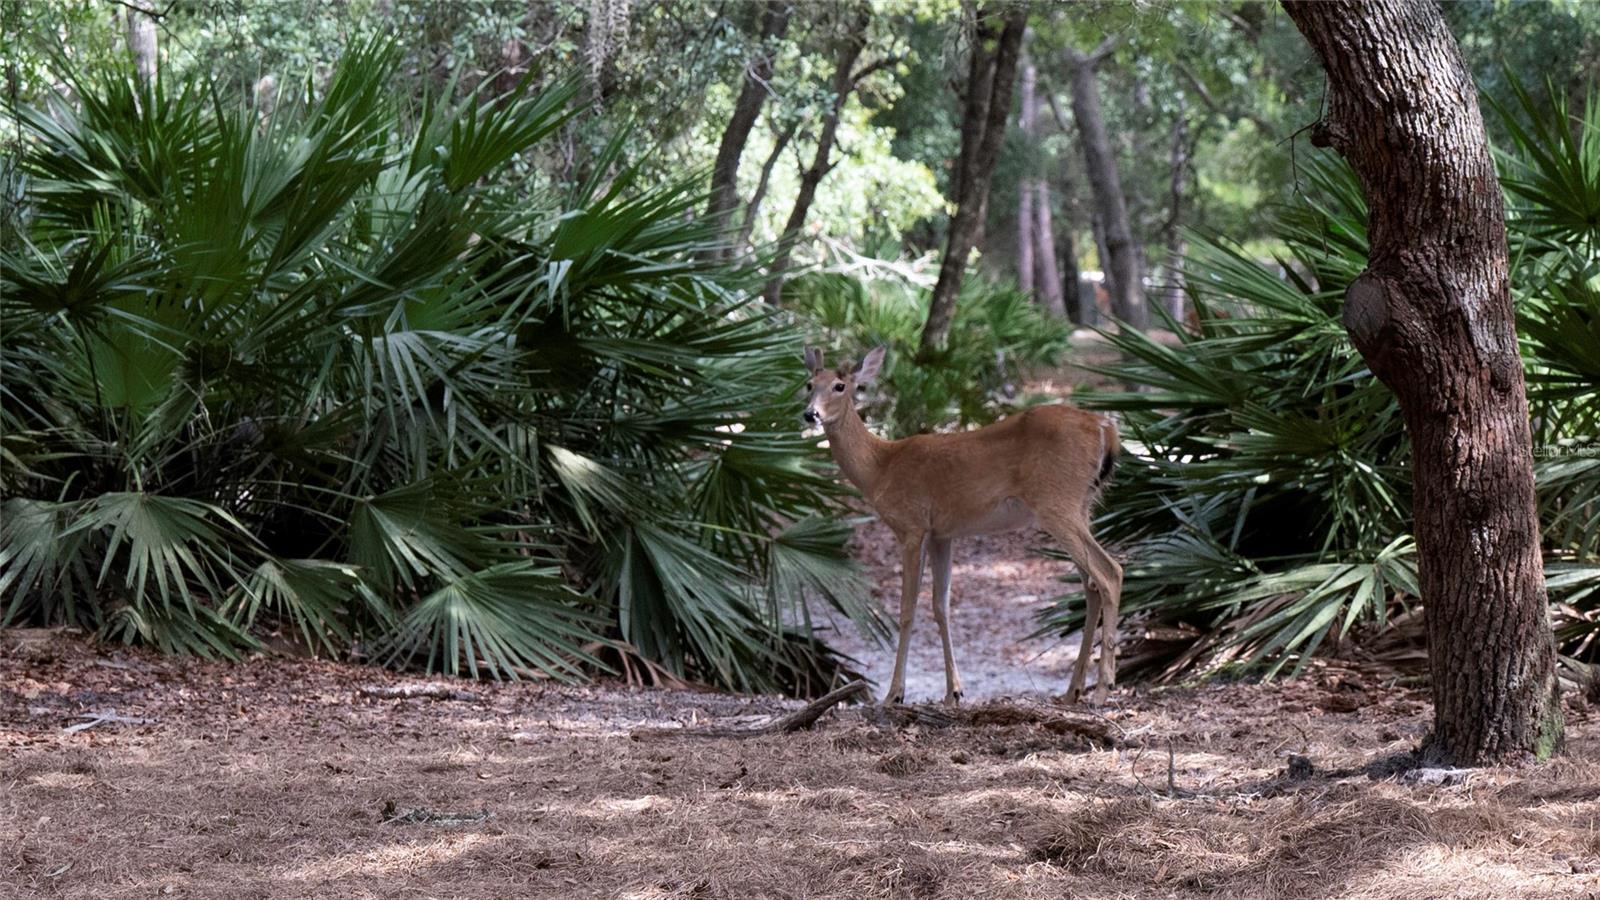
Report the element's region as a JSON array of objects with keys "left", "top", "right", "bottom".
[
  {"left": 814, "top": 518, "right": 1082, "bottom": 703},
  {"left": 5, "top": 627, "right": 1600, "bottom": 899}
]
